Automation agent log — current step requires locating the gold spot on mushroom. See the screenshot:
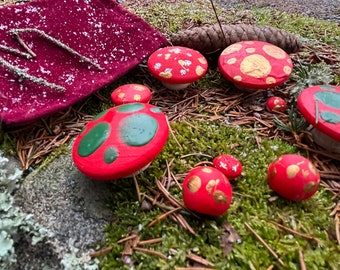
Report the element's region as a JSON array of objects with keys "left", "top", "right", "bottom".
[
  {"left": 213, "top": 190, "right": 228, "bottom": 204},
  {"left": 286, "top": 164, "right": 300, "bottom": 179},
  {"left": 164, "top": 53, "right": 171, "bottom": 60},
  {"left": 227, "top": 58, "right": 237, "bottom": 65},
  {"left": 202, "top": 167, "right": 213, "bottom": 173},
  {"left": 246, "top": 48, "right": 256, "bottom": 53},
  {"left": 303, "top": 181, "right": 318, "bottom": 193},
  {"left": 240, "top": 54, "right": 271, "bottom": 78},
  {"left": 308, "top": 162, "right": 318, "bottom": 175},
  {"left": 234, "top": 75, "right": 242, "bottom": 82},
  {"left": 222, "top": 43, "right": 243, "bottom": 55},
  {"left": 302, "top": 169, "right": 310, "bottom": 178},
  {"left": 206, "top": 179, "right": 219, "bottom": 195},
  {"left": 187, "top": 176, "right": 201, "bottom": 193},
  {"left": 198, "top": 57, "right": 207, "bottom": 65},
  {"left": 159, "top": 71, "right": 172, "bottom": 79},
  {"left": 245, "top": 41, "right": 255, "bottom": 44},
  {"left": 134, "top": 85, "right": 147, "bottom": 91},
  {"left": 263, "top": 45, "right": 286, "bottom": 59},
  {"left": 134, "top": 94, "right": 141, "bottom": 101},
  {"left": 266, "top": 77, "right": 276, "bottom": 84},
  {"left": 118, "top": 93, "right": 125, "bottom": 99},
  {"left": 196, "top": 66, "right": 205, "bottom": 76},
  {"left": 284, "top": 66, "right": 292, "bottom": 75}
]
